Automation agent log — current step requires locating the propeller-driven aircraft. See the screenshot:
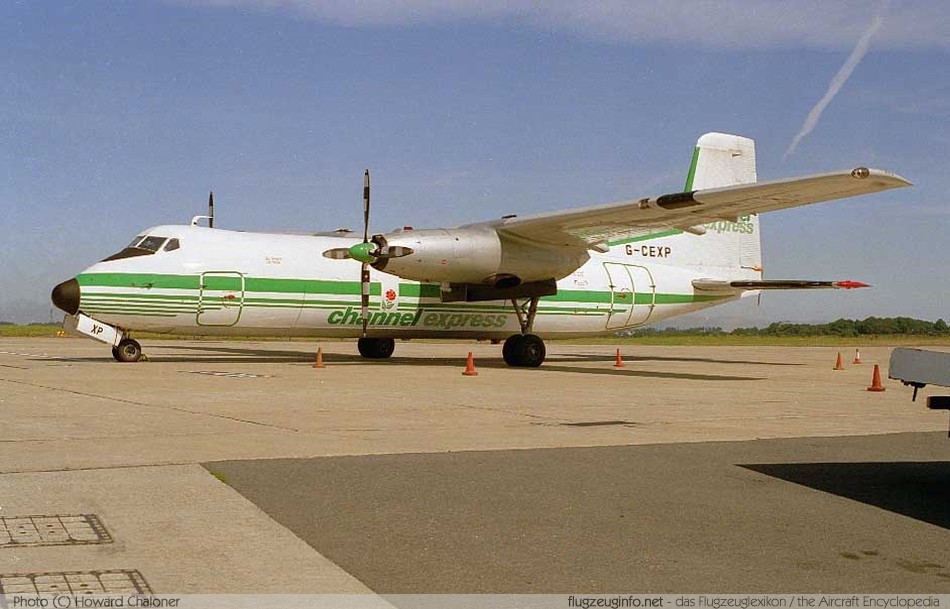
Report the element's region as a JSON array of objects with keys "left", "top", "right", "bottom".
[{"left": 51, "top": 133, "right": 910, "bottom": 367}]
